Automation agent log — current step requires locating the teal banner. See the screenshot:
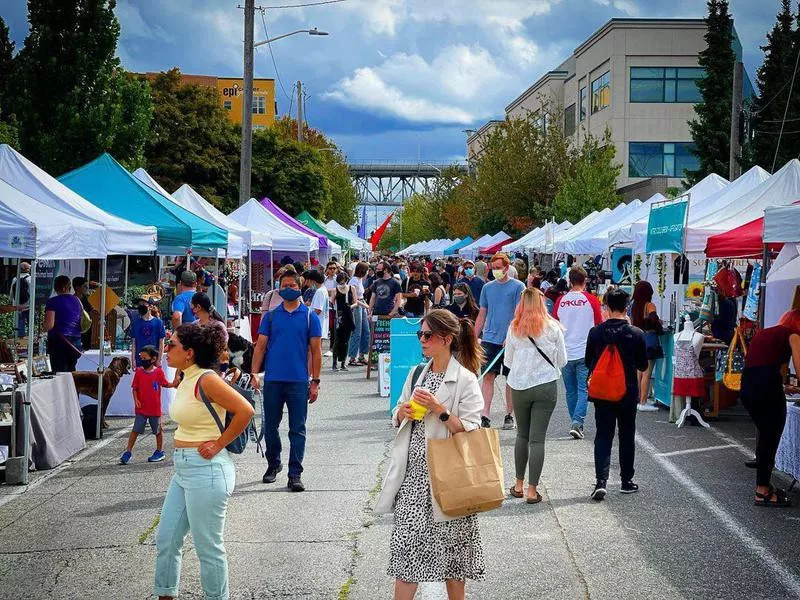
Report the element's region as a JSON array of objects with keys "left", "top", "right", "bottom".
[{"left": 646, "top": 200, "right": 689, "bottom": 254}]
